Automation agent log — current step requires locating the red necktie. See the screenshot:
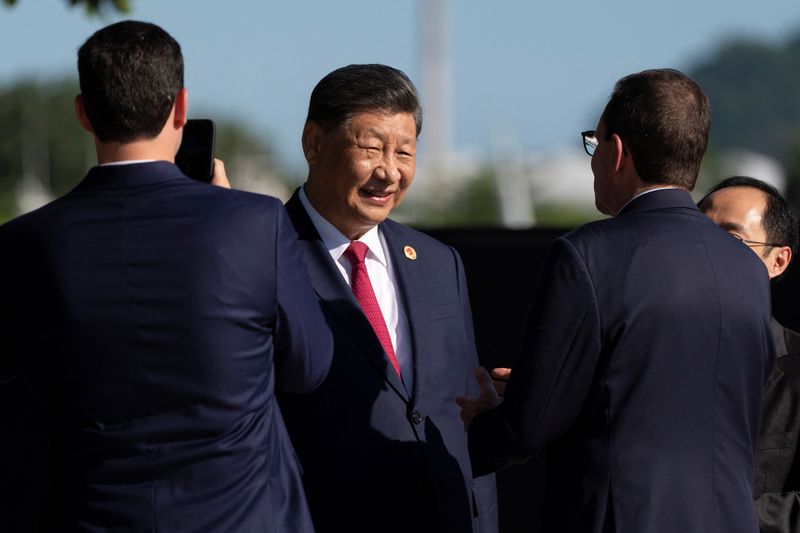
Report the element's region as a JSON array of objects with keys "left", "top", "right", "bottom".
[{"left": 343, "top": 241, "right": 402, "bottom": 378}]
